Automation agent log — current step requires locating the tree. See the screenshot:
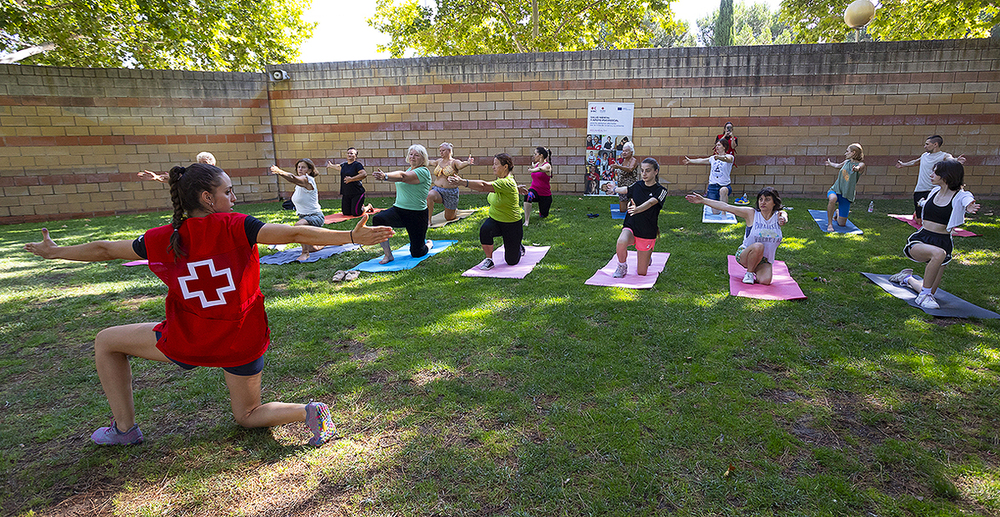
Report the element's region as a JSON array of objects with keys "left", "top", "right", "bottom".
[
  {"left": 0, "top": 0, "right": 315, "bottom": 71},
  {"left": 696, "top": 2, "right": 791, "bottom": 47},
  {"left": 367, "top": 0, "right": 684, "bottom": 57},
  {"left": 780, "top": 0, "right": 999, "bottom": 43},
  {"left": 715, "top": 0, "right": 734, "bottom": 46}
]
